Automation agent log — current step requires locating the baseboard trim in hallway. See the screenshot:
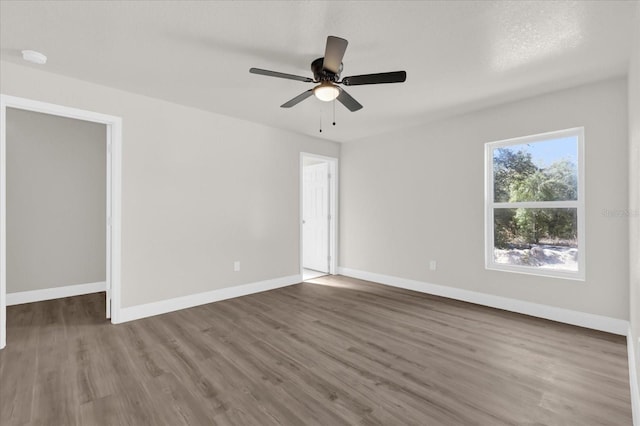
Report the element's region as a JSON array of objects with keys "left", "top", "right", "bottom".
[
  {"left": 116, "top": 274, "right": 301, "bottom": 323},
  {"left": 337, "top": 267, "right": 628, "bottom": 335},
  {"left": 303, "top": 268, "right": 328, "bottom": 281},
  {"left": 6, "top": 281, "right": 107, "bottom": 306}
]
